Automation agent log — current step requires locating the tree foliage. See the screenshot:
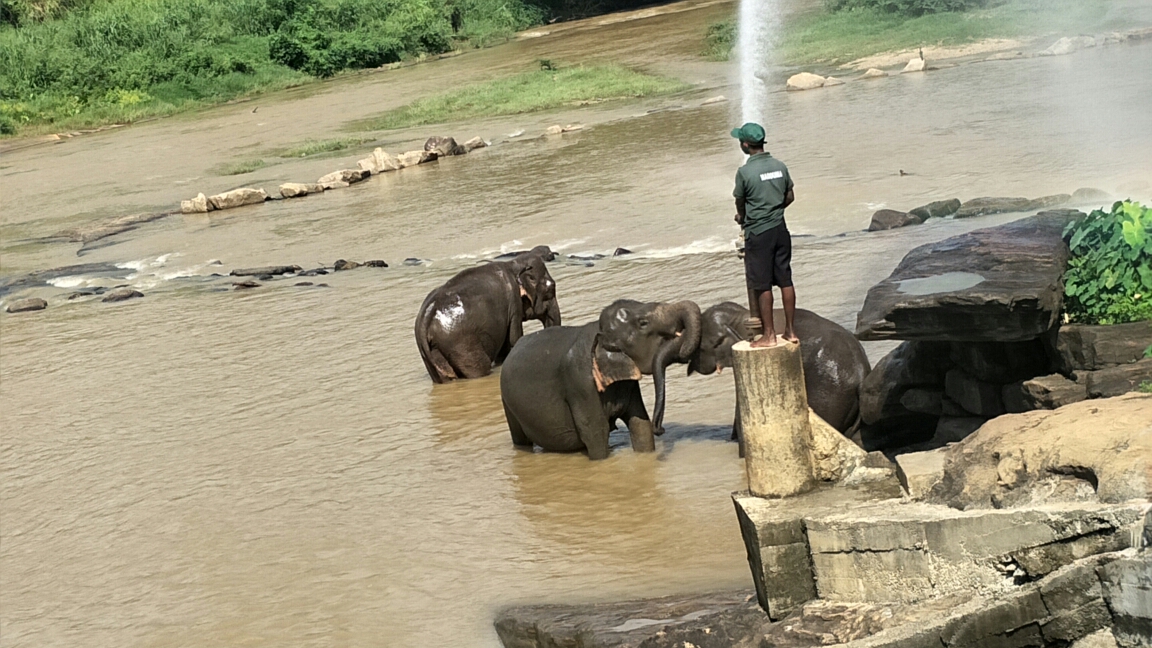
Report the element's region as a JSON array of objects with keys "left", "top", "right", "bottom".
[
  {"left": 1062, "top": 201, "right": 1152, "bottom": 325},
  {"left": 823, "top": 0, "right": 995, "bottom": 16}
]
